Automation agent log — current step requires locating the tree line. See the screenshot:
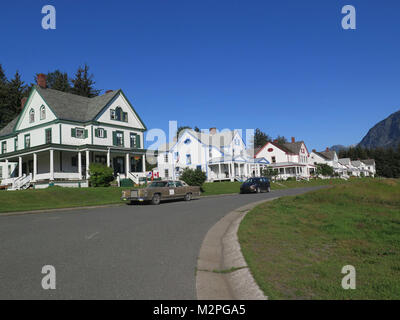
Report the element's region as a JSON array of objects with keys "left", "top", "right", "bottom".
[
  {"left": 339, "top": 145, "right": 400, "bottom": 178},
  {"left": 0, "top": 63, "right": 100, "bottom": 130}
]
